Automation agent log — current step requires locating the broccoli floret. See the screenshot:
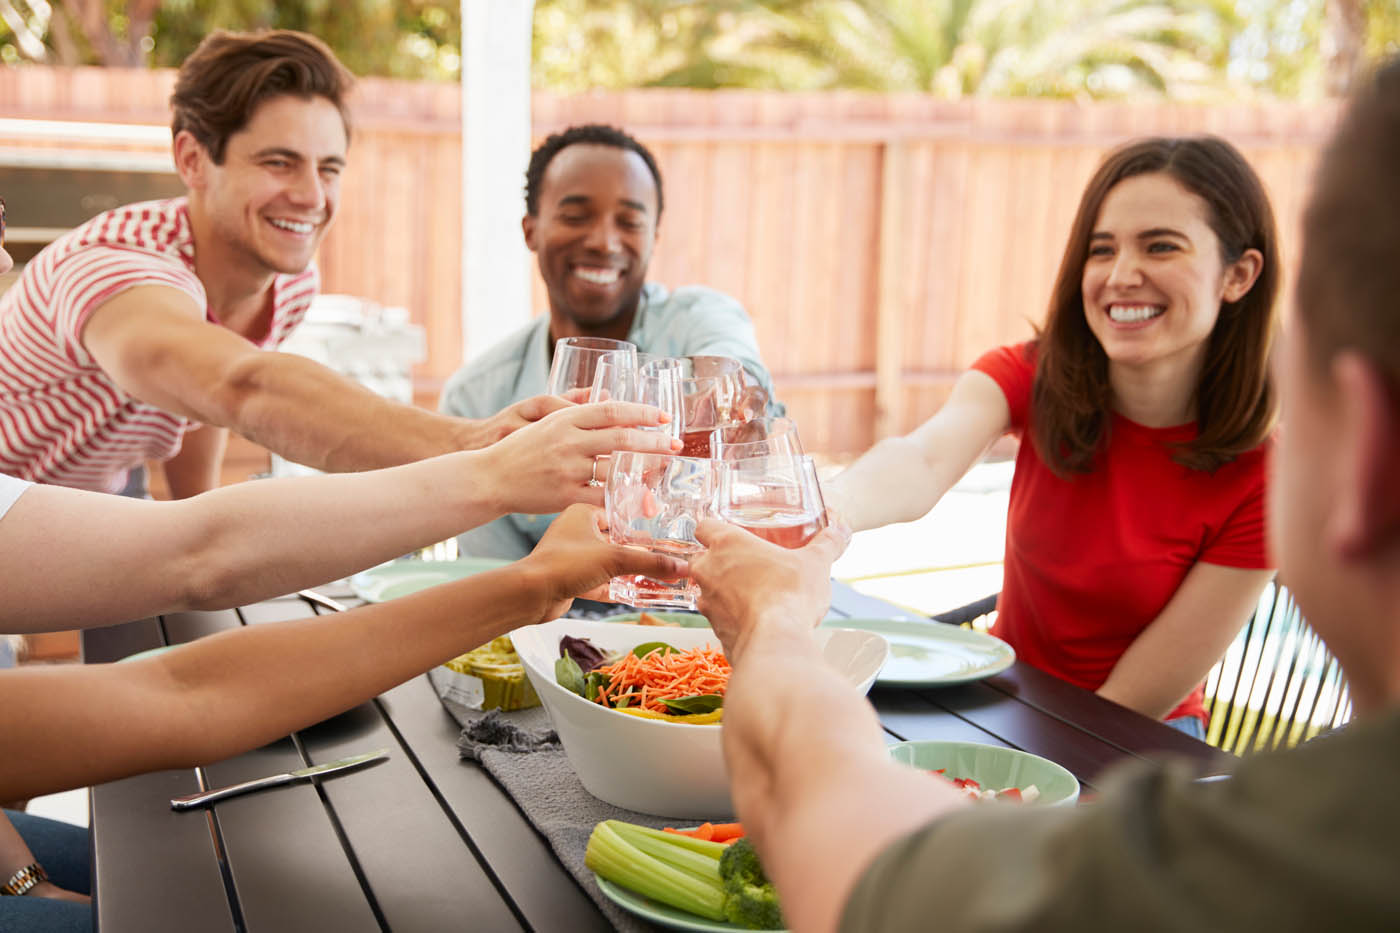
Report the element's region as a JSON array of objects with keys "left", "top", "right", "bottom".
[
  {"left": 718, "top": 838, "right": 785, "bottom": 930},
  {"left": 723, "top": 882, "right": 784, "bottom": 929}
]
